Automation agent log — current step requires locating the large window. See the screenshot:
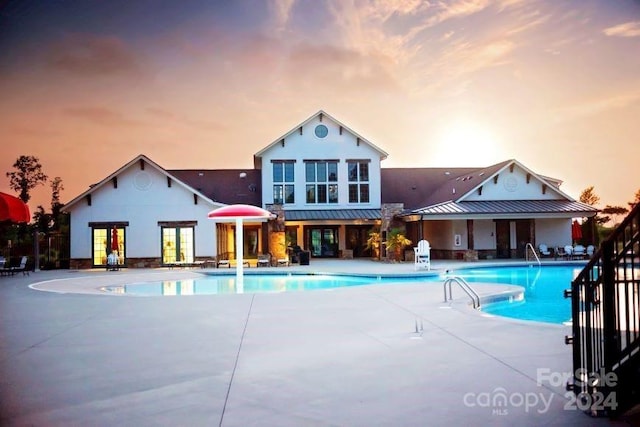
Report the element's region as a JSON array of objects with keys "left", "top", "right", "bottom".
[
  {"left": 348, "top": 161, "right": 370, "bottom": 203},
  {"left": 162, "top": 226, "right": 194, "bottom": 264},
  {"left": 92, "top": 225, "right": 125, "bottom": 266},
  {"left": 273, "top": 161, "right": 295, "bottom": 204},
  {"left": 305, "top": 161, "right": 338, "bottom": 204}
]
